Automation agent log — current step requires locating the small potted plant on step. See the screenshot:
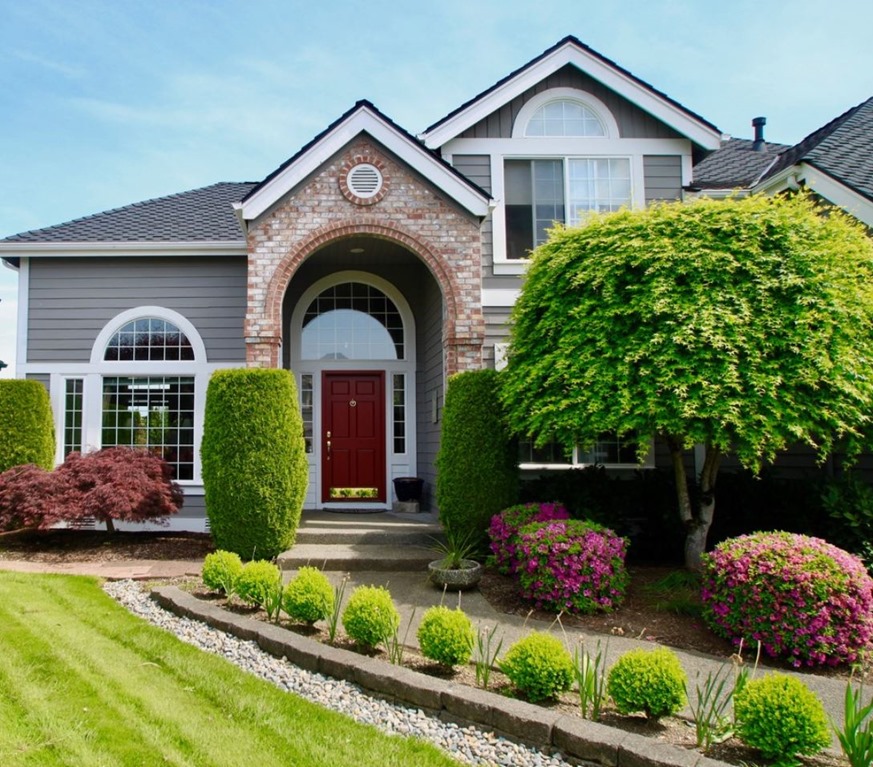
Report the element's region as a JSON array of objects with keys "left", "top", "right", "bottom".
[{"left": 428, "top": 525, "right": 483, "bottom": 590}]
